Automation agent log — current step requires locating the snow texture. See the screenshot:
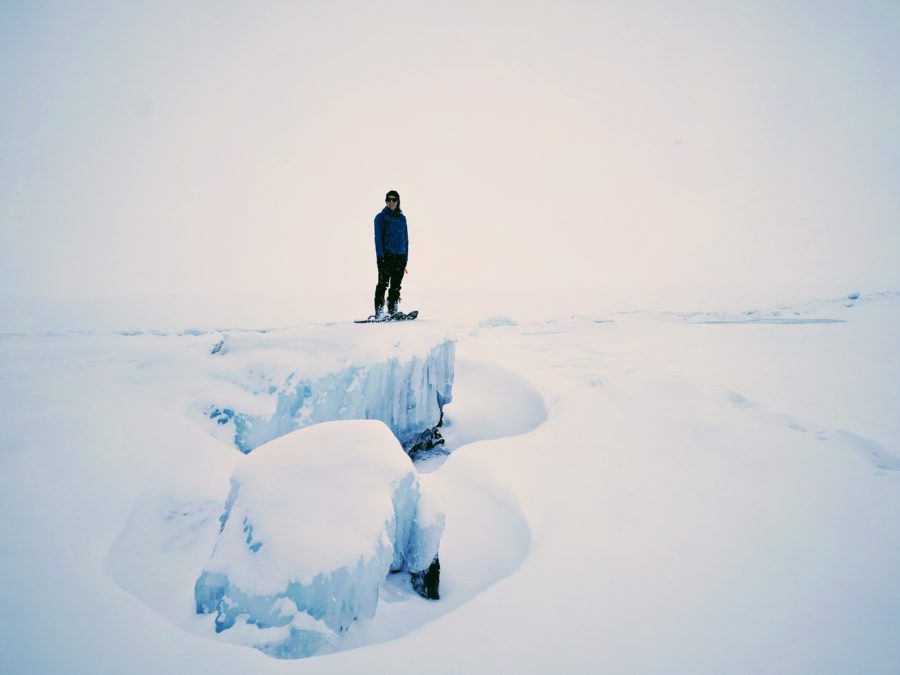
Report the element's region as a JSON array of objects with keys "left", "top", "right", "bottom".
[{"left": 194, "top": 421, "right": 444, "bottom": 659}]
